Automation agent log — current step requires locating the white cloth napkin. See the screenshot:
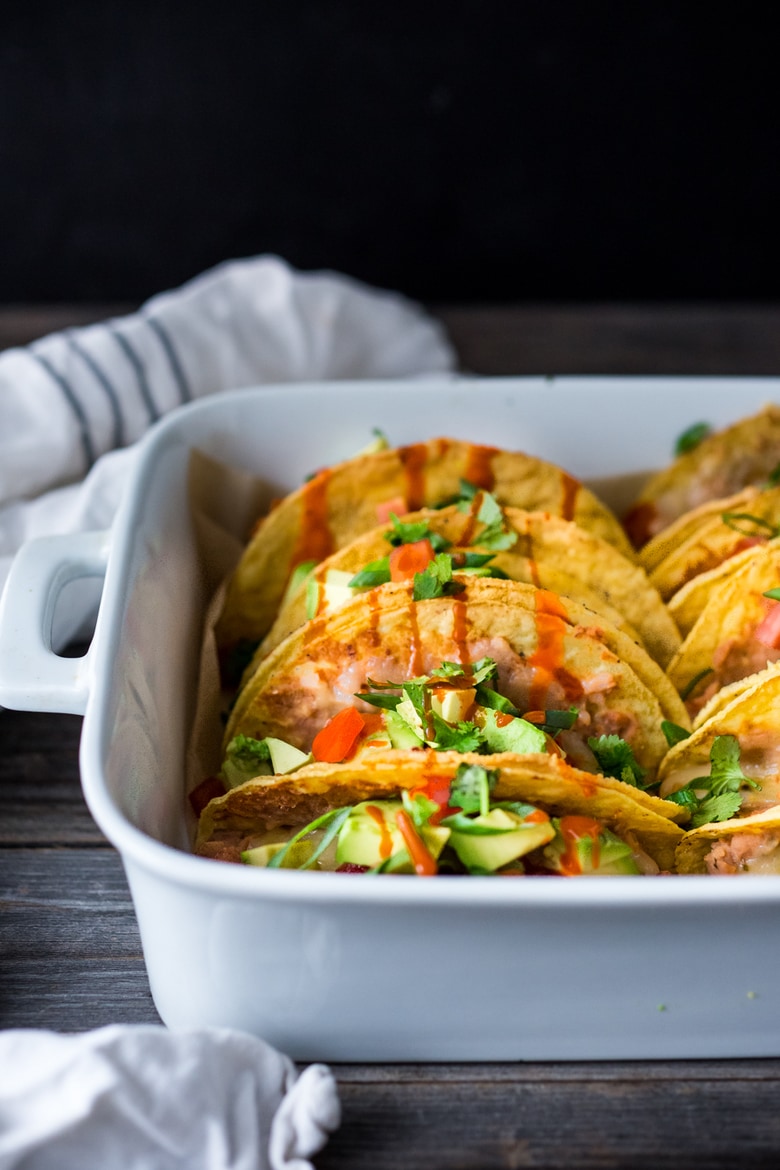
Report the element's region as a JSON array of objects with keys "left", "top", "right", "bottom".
[
  {"left": 0, "top": 1025, "right": 340, "bottom": 1170},
  {"left": 0, "top": 254, "right": 456, "bottom": 645}
]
